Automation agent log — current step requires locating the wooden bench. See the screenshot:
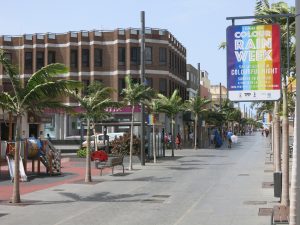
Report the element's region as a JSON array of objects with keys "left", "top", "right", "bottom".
[
  {"left": 271, "top": 205, "right": 289, "bottom": 225},
  {"left": 95, "top": 156, "right": 124, "bottom": 176}
]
